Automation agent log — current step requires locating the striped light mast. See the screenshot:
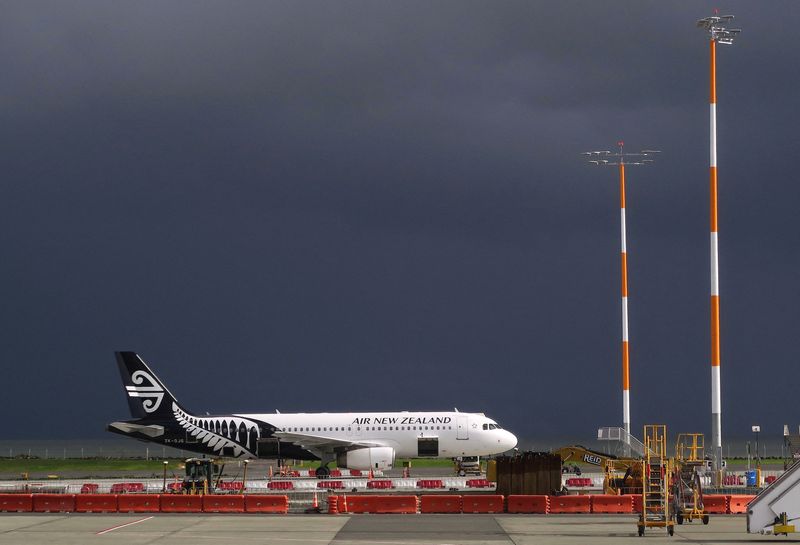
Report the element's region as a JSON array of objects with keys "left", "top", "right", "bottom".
[
  {"left": 584, "top": 144, "right": 659, "bottom": 451},
  {"left": 697, "top": 13, "right": 740, "bottom": 480}
]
